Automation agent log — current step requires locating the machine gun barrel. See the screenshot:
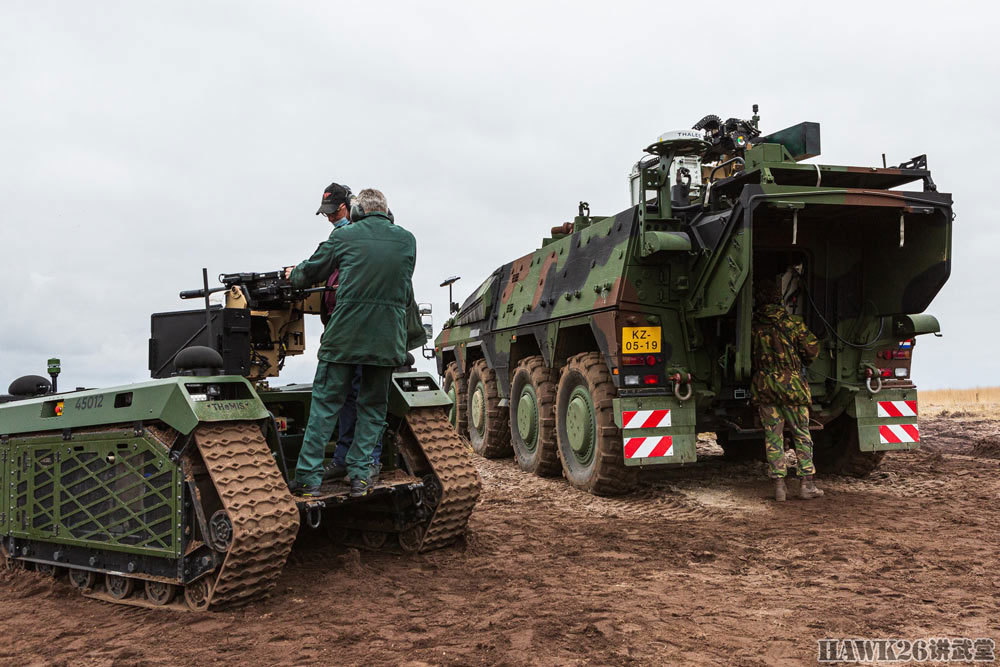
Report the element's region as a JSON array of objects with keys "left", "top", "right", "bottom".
[
  {"left": 179, "top": 286, "right": 228, "bottom": 300},
  {"left": 178, "top": 271, "right": 332, "bottom": 304}
]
